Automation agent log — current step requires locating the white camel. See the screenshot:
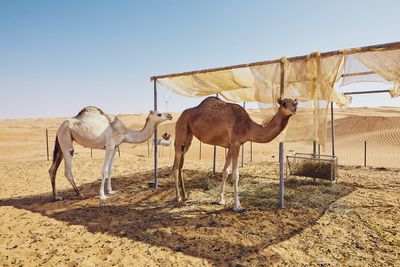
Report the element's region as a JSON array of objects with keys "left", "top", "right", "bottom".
[{"left": 48, "top": 106, "right": 172, "bottom": 200}]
